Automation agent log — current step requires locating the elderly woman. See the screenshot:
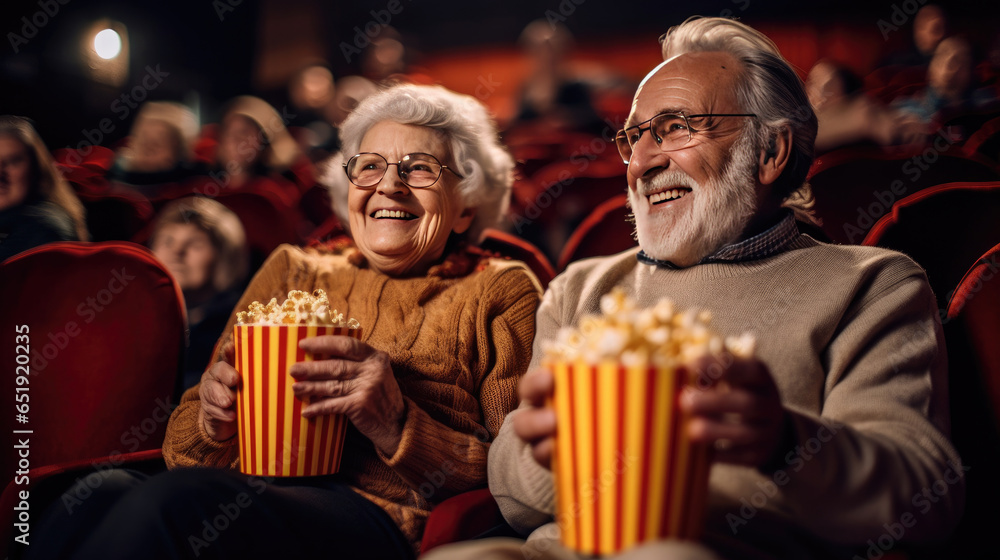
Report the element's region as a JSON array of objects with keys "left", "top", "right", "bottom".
[
  {"left": 0, "top": 115, "right": 89, "bottom": 262},
  {"left": 26, "top": 84, "right": 540, "bottom": 560}
]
